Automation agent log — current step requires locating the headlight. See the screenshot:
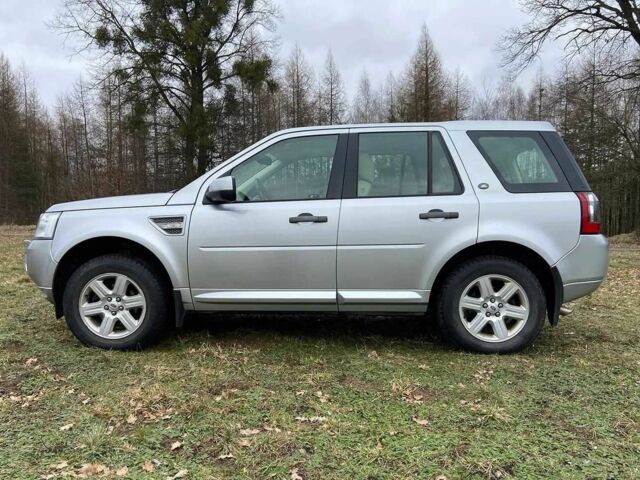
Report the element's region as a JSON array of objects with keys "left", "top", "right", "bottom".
[{"left": 34, "top": 212, "right": 61, "bottom": 239}]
